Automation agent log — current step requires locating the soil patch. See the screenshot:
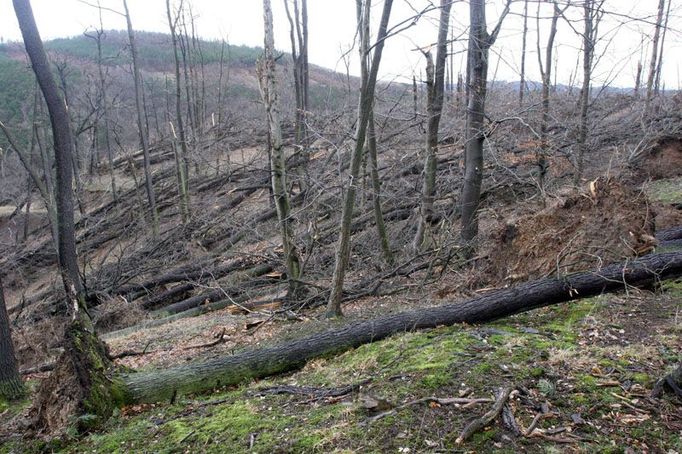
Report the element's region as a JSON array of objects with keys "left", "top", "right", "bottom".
[
  {"left": 639, "top": 137, "right": 682, "bottom": 180},
  {"left": 485, "top": 178, "right": 656, "bottom": 284}
]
